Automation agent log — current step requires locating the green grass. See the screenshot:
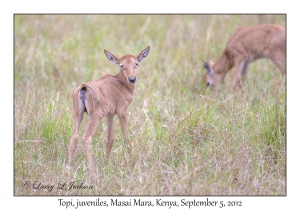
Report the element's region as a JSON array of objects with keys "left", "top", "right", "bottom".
[{"left": 14, "top": 14, "right": 286, "bottom": 195}]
